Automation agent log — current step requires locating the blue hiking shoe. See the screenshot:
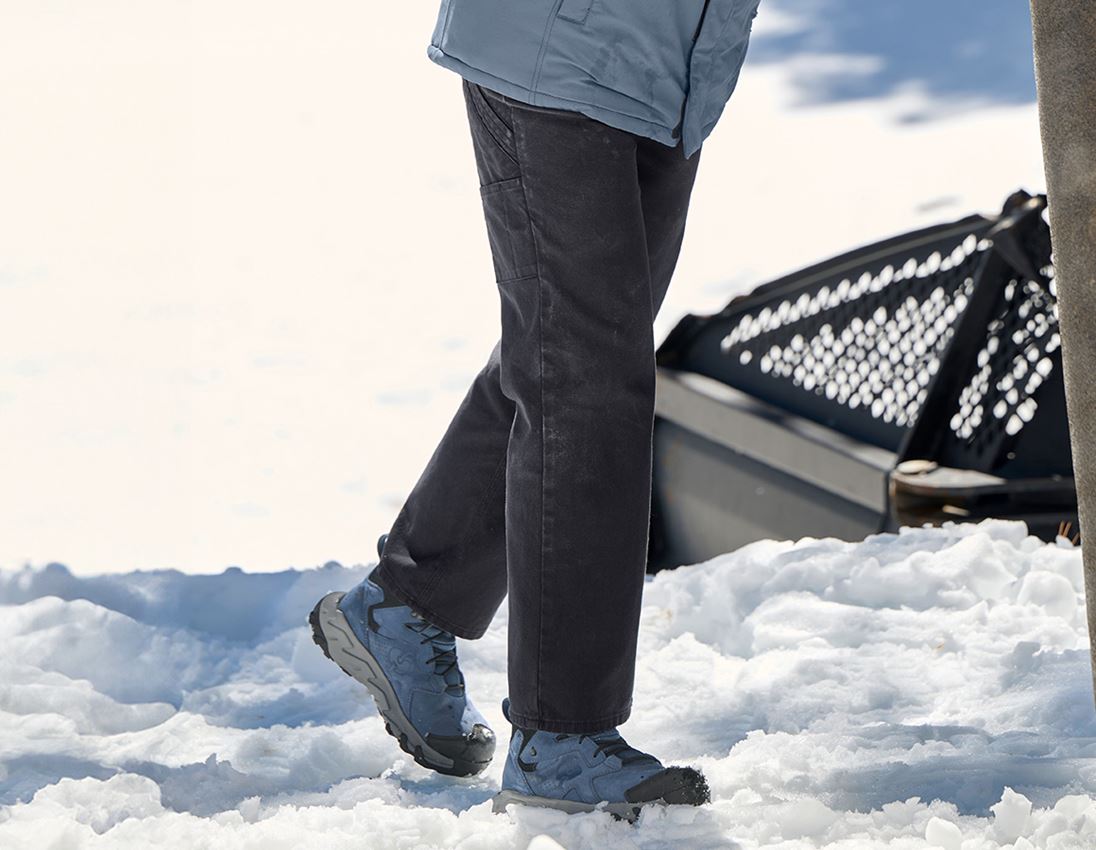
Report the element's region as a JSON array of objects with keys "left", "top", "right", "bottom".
[
  {"left": 493, "top": 698, "right": 710, "bottom": 821},
  {"left": 308, "top": 533, "right": 495, "bottom": 777}
]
